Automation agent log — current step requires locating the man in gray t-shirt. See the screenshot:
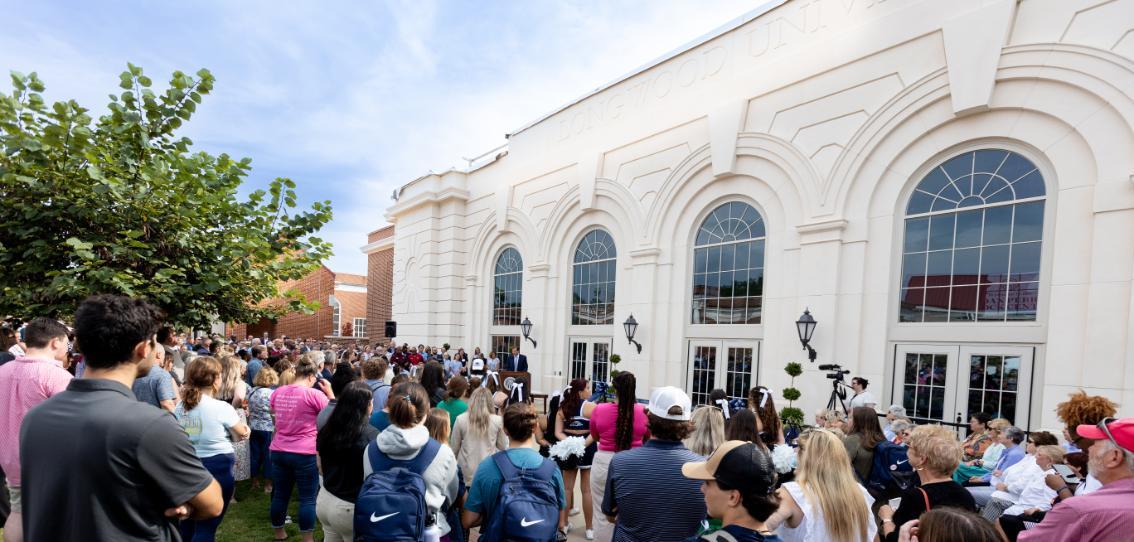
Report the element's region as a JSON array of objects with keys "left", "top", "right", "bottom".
[{"left": 132, "top": 364, "right": 176, "bottom": 412}]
